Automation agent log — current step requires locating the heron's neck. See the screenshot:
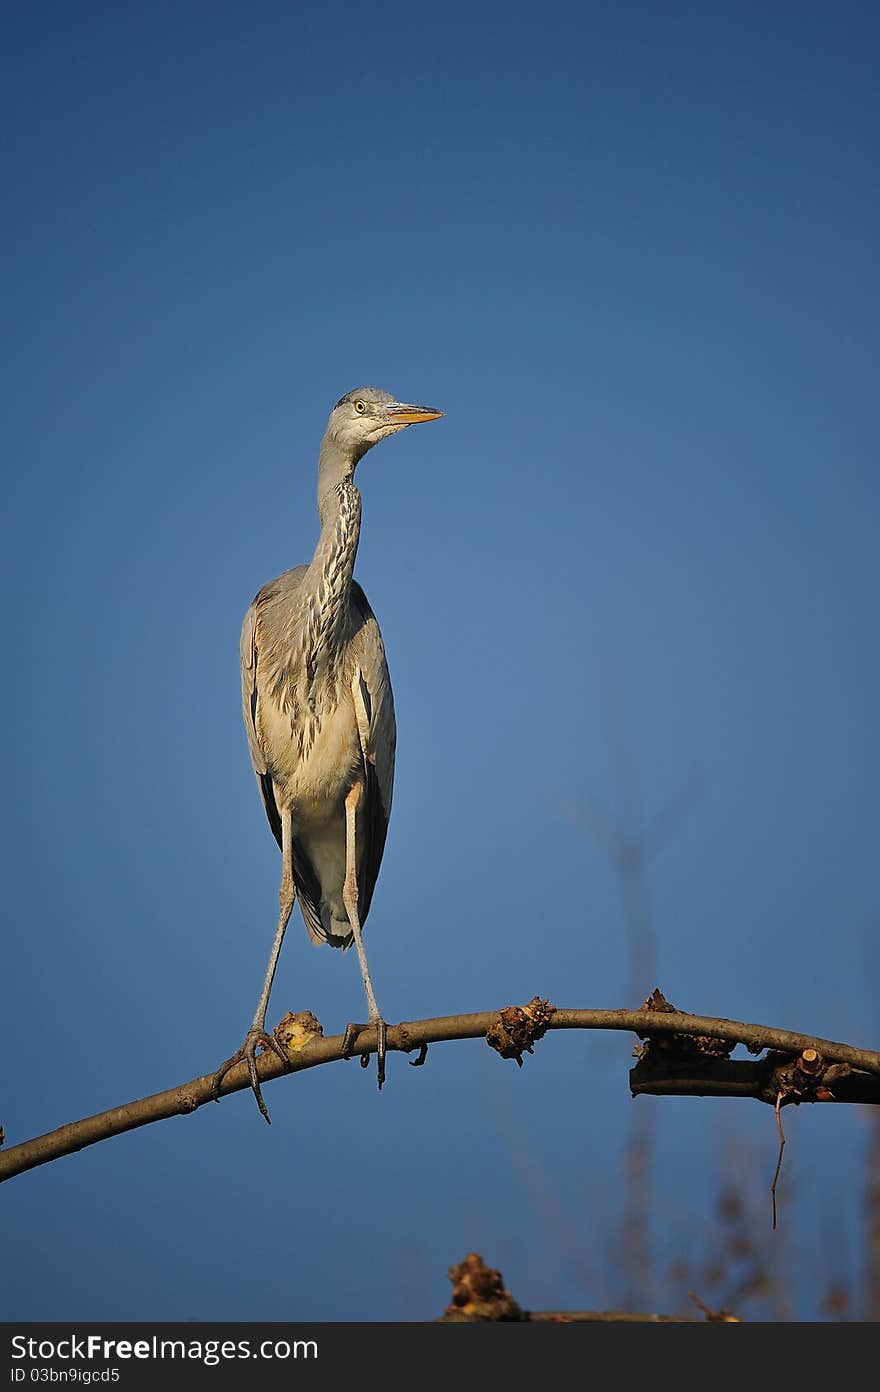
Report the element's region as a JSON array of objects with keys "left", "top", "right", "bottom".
[
  {"left": 305, "top": 471, "right": 362, "bottom": 669},
  {"left": 312, "top": 473, "right": 362, "bottom": 591}
]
